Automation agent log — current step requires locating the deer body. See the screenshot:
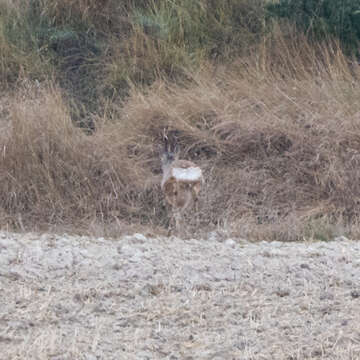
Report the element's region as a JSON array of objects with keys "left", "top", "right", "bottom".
[{"left": 161, "top": 150, "right": 203, "bottom": 232}]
